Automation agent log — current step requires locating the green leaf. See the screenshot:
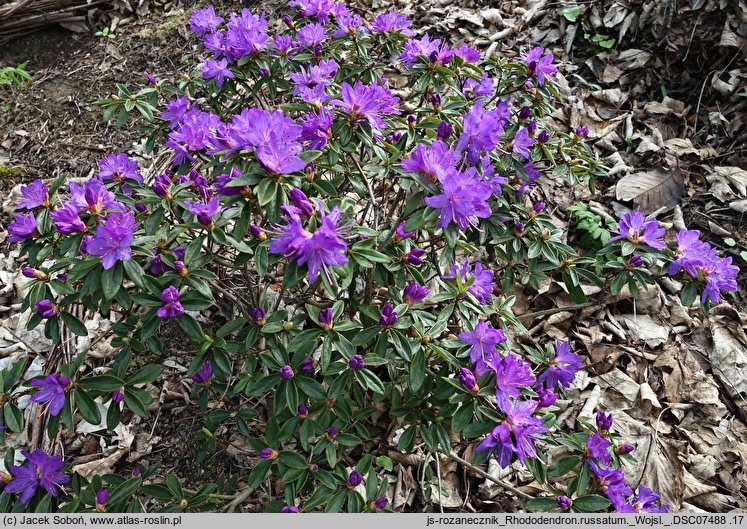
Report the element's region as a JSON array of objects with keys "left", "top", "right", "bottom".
[
  {"left": 60, "top": 312, "right": 88, "bottom": 337},
  {"left": 376, "top": 455, "right": 394, "bottom": 471},
  {"left": 561, "top": 6, "right": 582, "bottom": 21},
  {"left": 3, "top": 403, "right": 24, "bottom": 432},
  {"left": 525, "top": 497, "right": 560, "bottom": 512},
  {"left": 109, "top": 477, "right": 143, "bottom": 506},
  {"left": 123, "top": 388, "right": 147, "bottom": 417},
  {"left": 128, "top": 364, "right": 164, "bottom": 385},
  {"left": 101, "top": 262, "right": 123, "bottom": 301},
  {"left": 74, "top": 389, "right": 101, "bottom": 425},
  {"left": 78, "top": 374, "right": 125, "bottom": 392},
  {"left": 409, "top": 349, "right": 426, "bottom": 393},
  {"left": 573, "top": 494, "right": 611, "bottom": 512},
  {"left": 247, "top": 459, "right": 273, "bottom": 489},
  {"left": 177, "top": 314, "right": 204, "bottom": 339}
]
